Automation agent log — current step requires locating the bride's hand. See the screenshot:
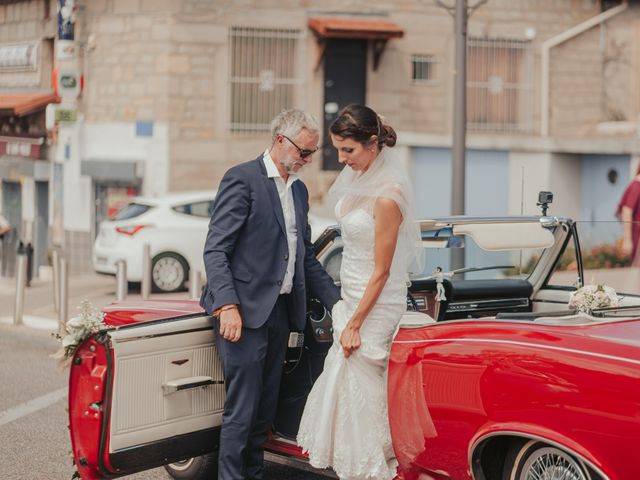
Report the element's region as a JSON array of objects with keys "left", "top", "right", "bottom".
[{"left": 340, "top": 324, "right": 361, "bottom": 358}]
